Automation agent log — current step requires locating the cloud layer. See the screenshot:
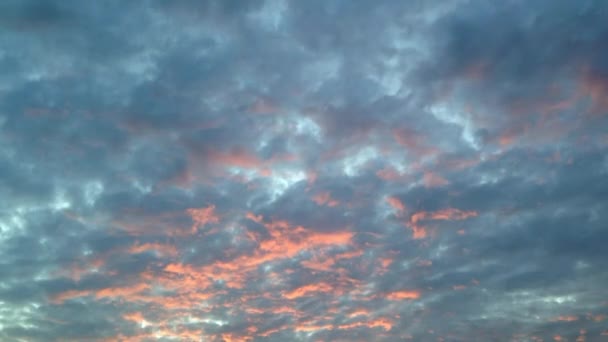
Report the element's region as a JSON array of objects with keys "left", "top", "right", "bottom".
[{"left": 1, "top": 1, "right": 607, "bottom": 341}]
